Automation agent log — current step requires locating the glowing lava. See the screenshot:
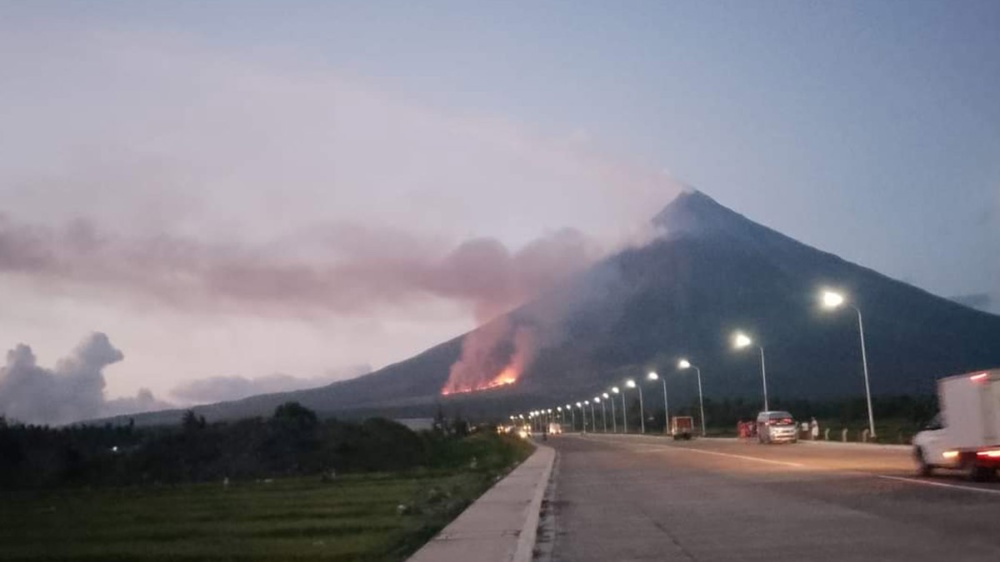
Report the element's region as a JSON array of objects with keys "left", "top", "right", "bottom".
[{"left": 441, "top": 365, "right": 519, "bottom": 396}]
